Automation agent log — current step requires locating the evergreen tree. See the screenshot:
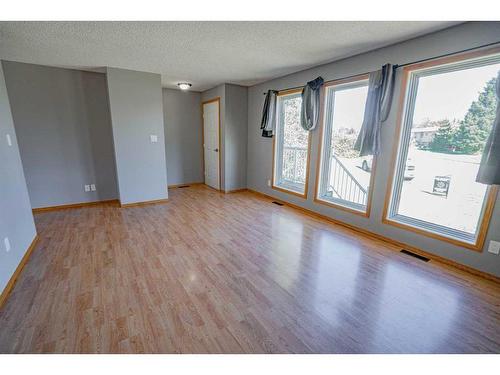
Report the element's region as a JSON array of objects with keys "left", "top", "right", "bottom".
[
  {"left": 453, "top": 77, "right": 497, "bottom": 154},
  {"left": 428, "top": 119, "right": 455, "bottom": 153}
]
